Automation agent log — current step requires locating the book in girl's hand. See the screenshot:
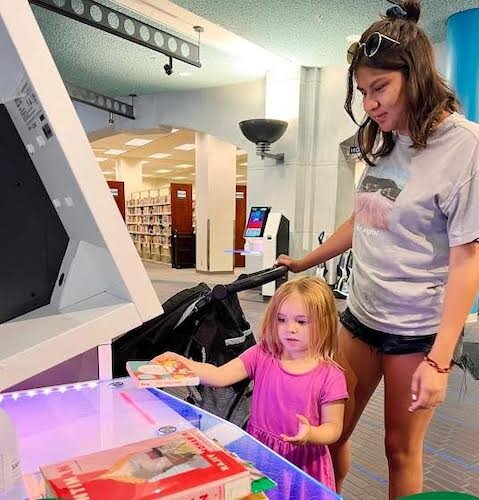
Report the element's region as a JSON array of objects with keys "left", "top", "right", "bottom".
[
  {"left": 126, "top": 358, "right": 199, "bottom": 388},
  {"left": 40, "top": 428, "right": 251, "bottom": 499}
]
